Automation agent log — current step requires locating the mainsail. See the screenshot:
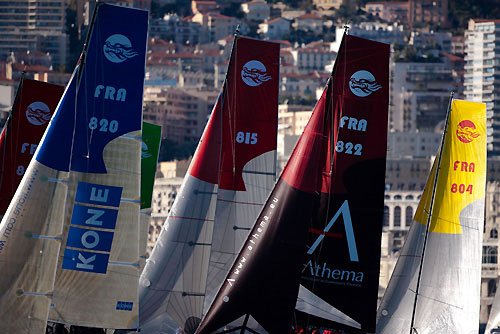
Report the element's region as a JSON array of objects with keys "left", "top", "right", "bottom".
[
  {"left": 376, "top": 99, "right": 486, "bottom": 334},
  {"left": 0, "top": 3, "right": 148, "bottom": 333},
  {"left": 196, "top": 33, "right": 389, "bottom": 334},
  {"left": 0, "top": 78, "right": 64, "bottom": 216},
  {"left": 139, "top": 36, "right": 279, "bottom": 334},
  {"left": 139, "top": 121, "right": 162, "bottom": 272}
]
